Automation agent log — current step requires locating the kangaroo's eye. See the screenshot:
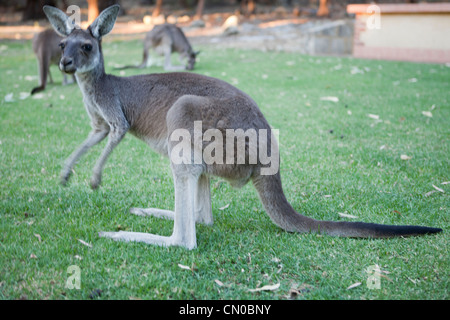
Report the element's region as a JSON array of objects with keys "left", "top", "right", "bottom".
[
  {"left": 82, "top": 44, "right": 92, "bottom": 51},
  {"left": 59, "top": 42, "right": 65, "bottom": 50}
]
